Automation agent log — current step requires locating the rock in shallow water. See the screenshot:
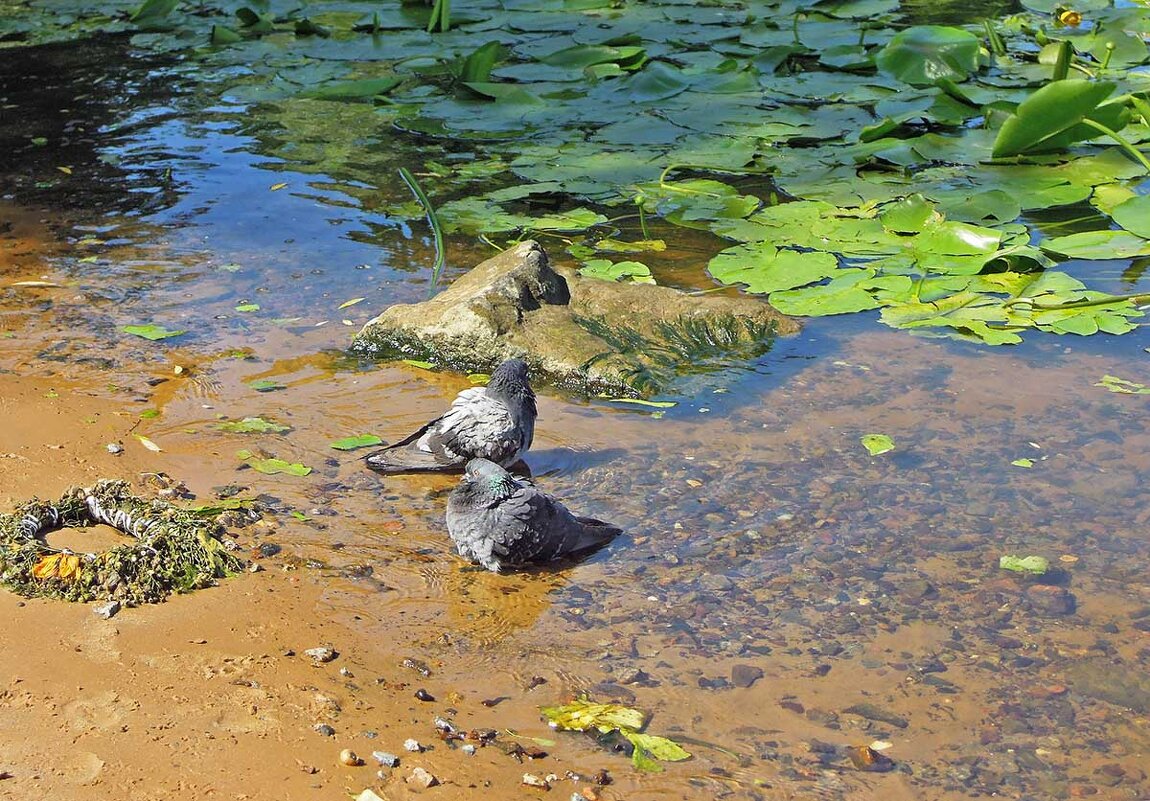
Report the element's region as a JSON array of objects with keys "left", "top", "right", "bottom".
[{"left": 352, "top": 241, "right": 798, "bottom": 396}]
